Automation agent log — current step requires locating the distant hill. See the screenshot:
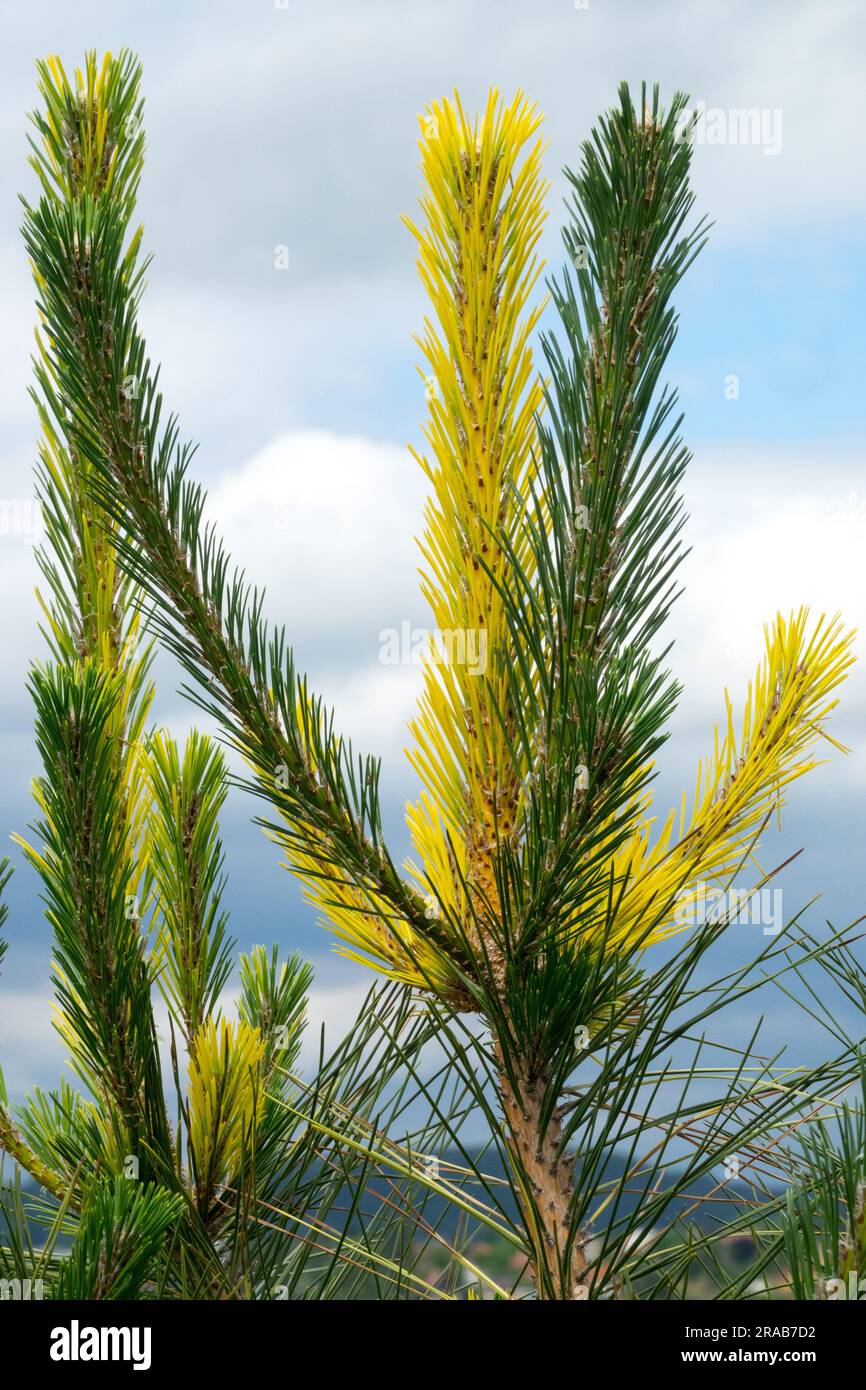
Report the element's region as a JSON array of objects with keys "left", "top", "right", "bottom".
[
  {"left": 1, "top": 1149, "right": 772, "bottom": 1257},
  {"left": 388, "top": 1146, "right": 770, "bottom": 1238}
]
